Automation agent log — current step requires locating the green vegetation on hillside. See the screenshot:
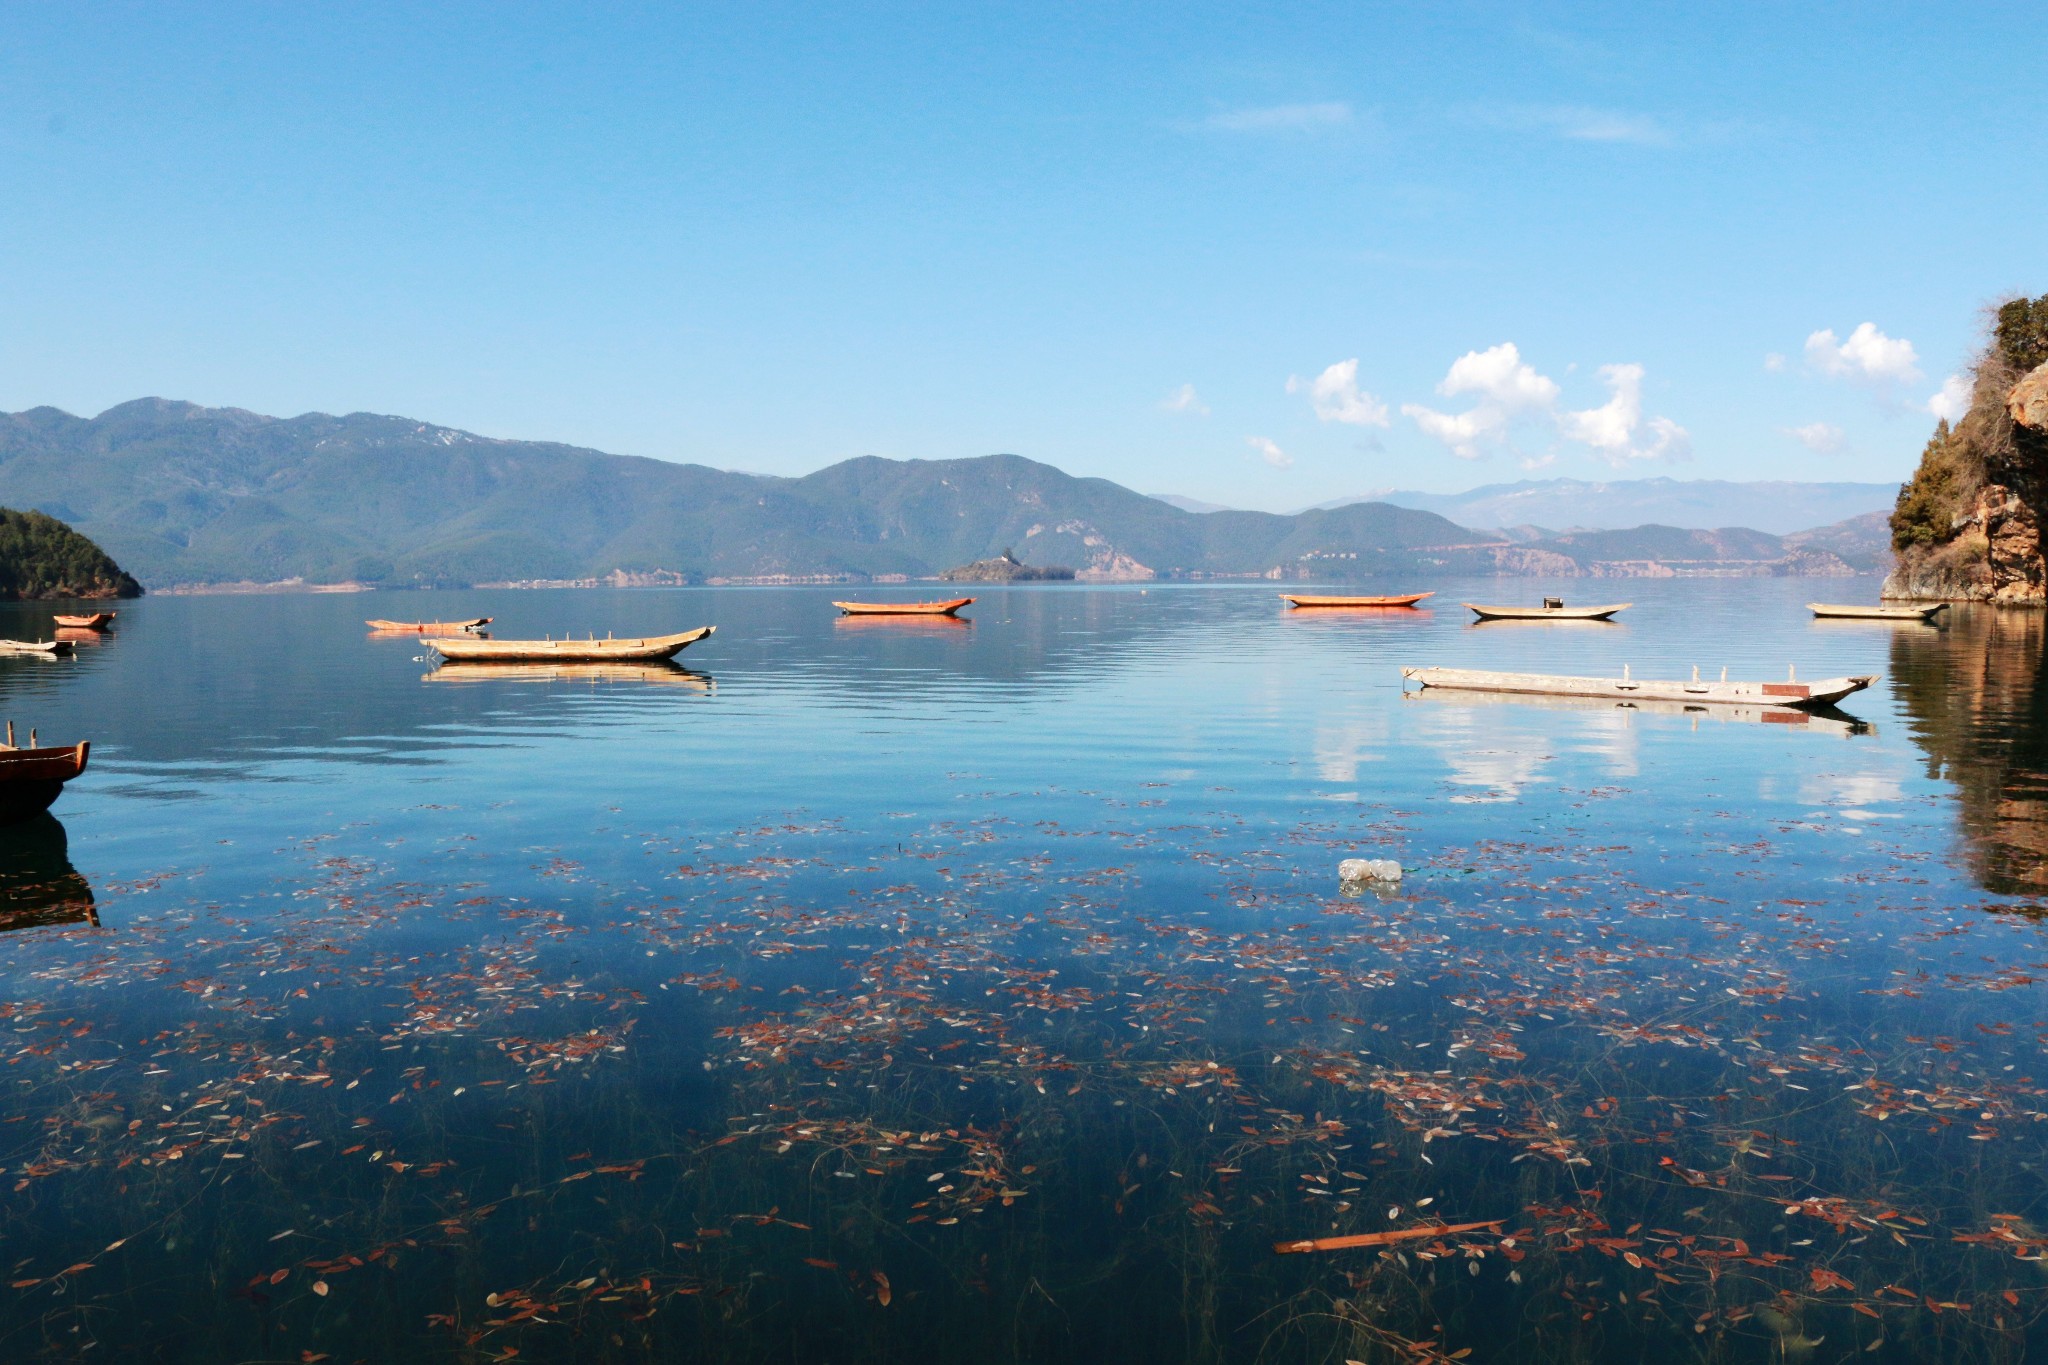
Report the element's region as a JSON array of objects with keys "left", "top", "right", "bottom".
[
  {"left": 1995, "top": 295, "right": 2048, "bottom": 375},
  {"left": 0, "top": 507, "right": 142, "bottom": 600},
  {"left": 1891, "top": 421, "right": 1975, "bottom": 552}
]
